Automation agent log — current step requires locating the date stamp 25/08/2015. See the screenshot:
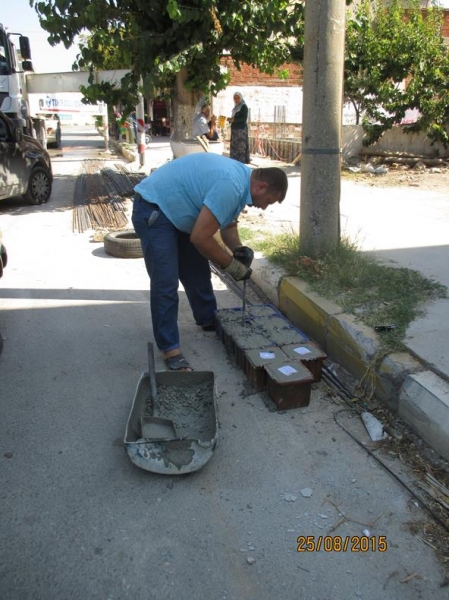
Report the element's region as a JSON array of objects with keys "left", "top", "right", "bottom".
[{"left": 296, "top": 535, "right": 387, "bottom": 553}]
